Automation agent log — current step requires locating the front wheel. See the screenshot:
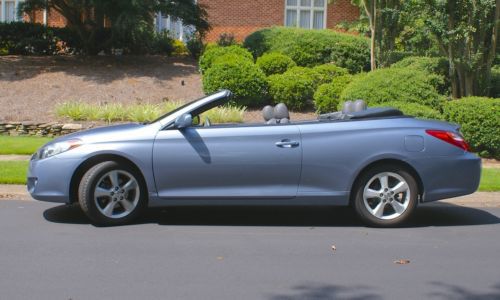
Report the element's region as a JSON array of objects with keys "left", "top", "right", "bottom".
[
  {"left": 78, "top": 161, "right": 147, "bottom": 226},
  {"left": 353, "top": 165, "right": 418, "bottom": 227}
]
